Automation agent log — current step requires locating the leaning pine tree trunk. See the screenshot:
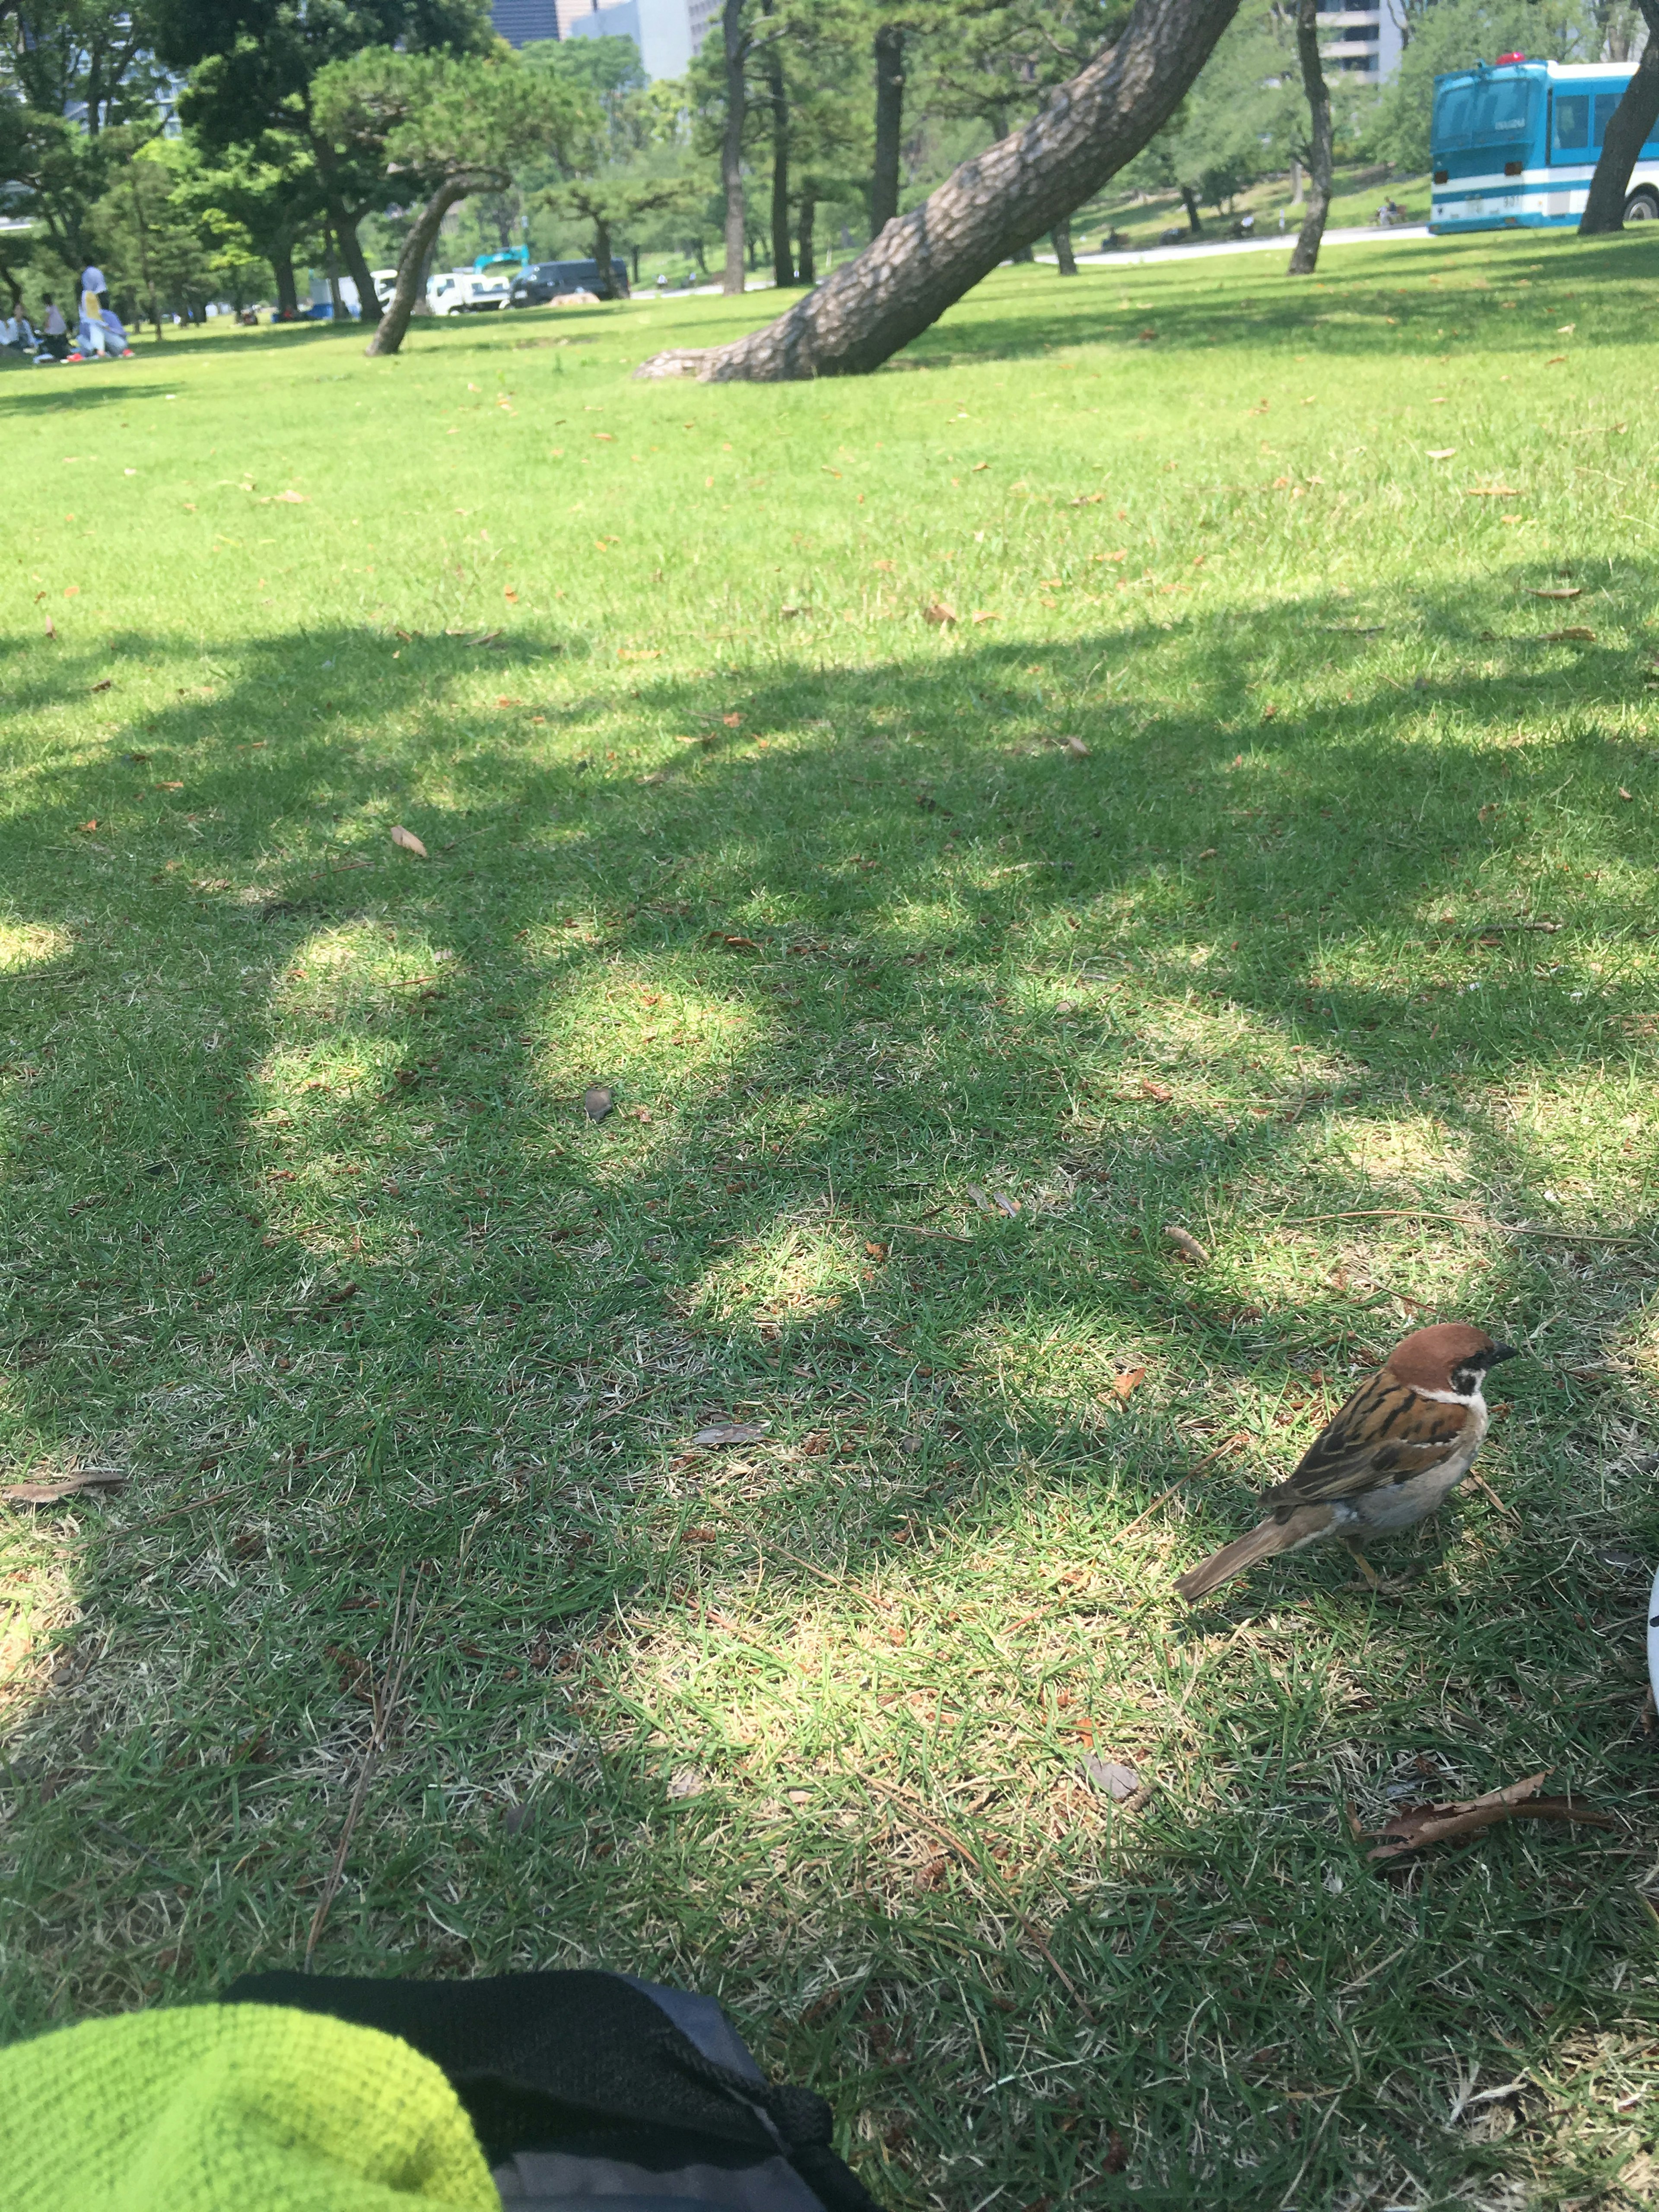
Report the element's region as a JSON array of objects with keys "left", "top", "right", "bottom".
[
  {"left": 721, "top": 0, "right": 748, "bottom": 295},
  {"left": 640, "top": 0, "right": 1243, "bottom": 381},
  {"left": 1580, "top": 0, "right": 1659, "bottom": 233},
  {"left": 366, "top": 178, "right": 467, "bottom": 356},
  {"left": 1287, "top": 0, "right": 1333, "bottom": 273}
]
